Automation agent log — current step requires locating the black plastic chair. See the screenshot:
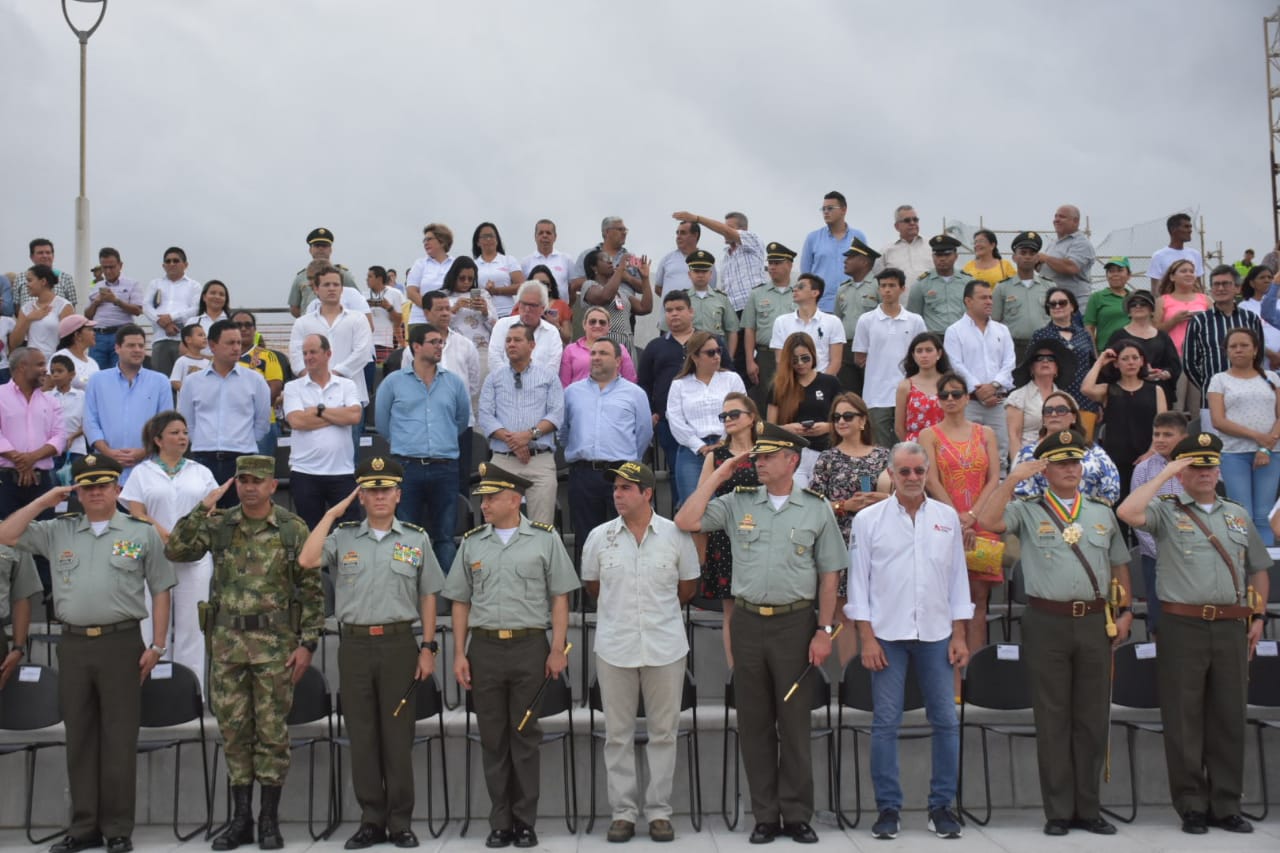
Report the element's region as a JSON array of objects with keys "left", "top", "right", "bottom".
[
  {"left": 1100, "top": 642, "right": 1163, "bottom": 823},
  {"left": 1244, "top": 652, "right": 1280, "bottom": 821},
  {"left": 334, "top": 675, "right": 450, "bottom": 837},
  {"left": 585, "top": 669, "right": 701, "bottom": 833},
  {"left": 319, "top": 573, "right": 338, "bottom": 674},
  {"left": 957, "top": 644, "right": 1035, "bottom": 826},
  {"left": 138, "top": 662, "right": 212, "bottom": 840},
  {"left": 460, "top": 672, "right": 578, "bottom": 836},
  {"left": 834, "top": 656, "right": 929, "bottom": 828},
  {"left": 683, "top": 596, "right": 724, "bottom": 676},
  {"left": 0, "top": 662, "right": 64, "bottom": 843},
  {"left": 996, "top": 560, "right": 1027, "bottom": 643}
]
